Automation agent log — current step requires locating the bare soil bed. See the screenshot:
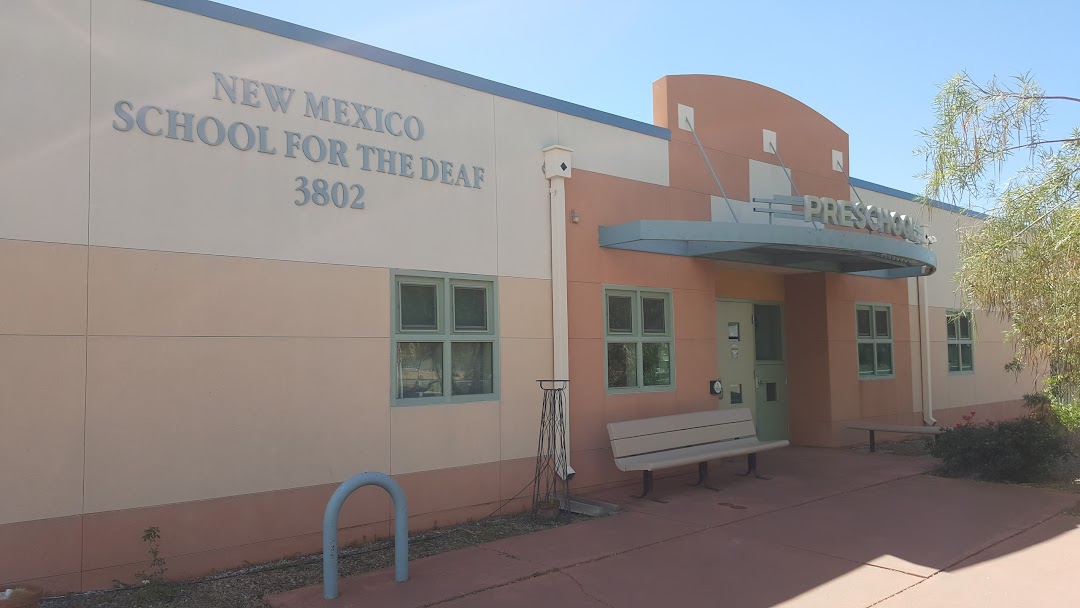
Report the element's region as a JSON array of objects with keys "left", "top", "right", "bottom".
[{"left": 42, "top": 511, "right": 590, "bottom": 608}]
